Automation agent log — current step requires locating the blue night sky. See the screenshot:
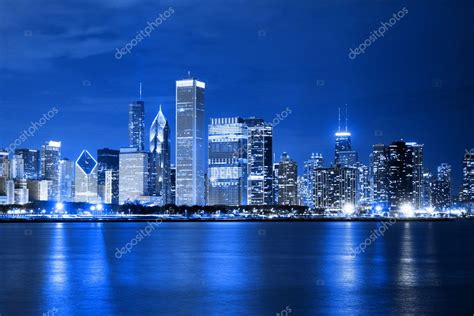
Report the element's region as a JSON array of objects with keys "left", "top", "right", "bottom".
[{"left": 0, "top": 0, "right": 472, "bottom": 189}]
